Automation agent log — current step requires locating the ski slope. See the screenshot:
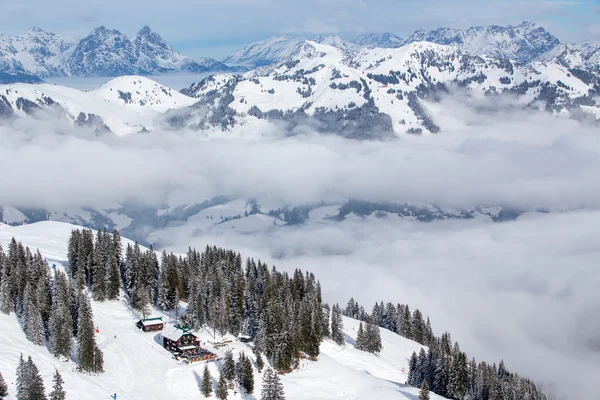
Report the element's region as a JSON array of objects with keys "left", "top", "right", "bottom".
[{"left": 0, "top": 221, "right": 446, "bottom": 399}]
